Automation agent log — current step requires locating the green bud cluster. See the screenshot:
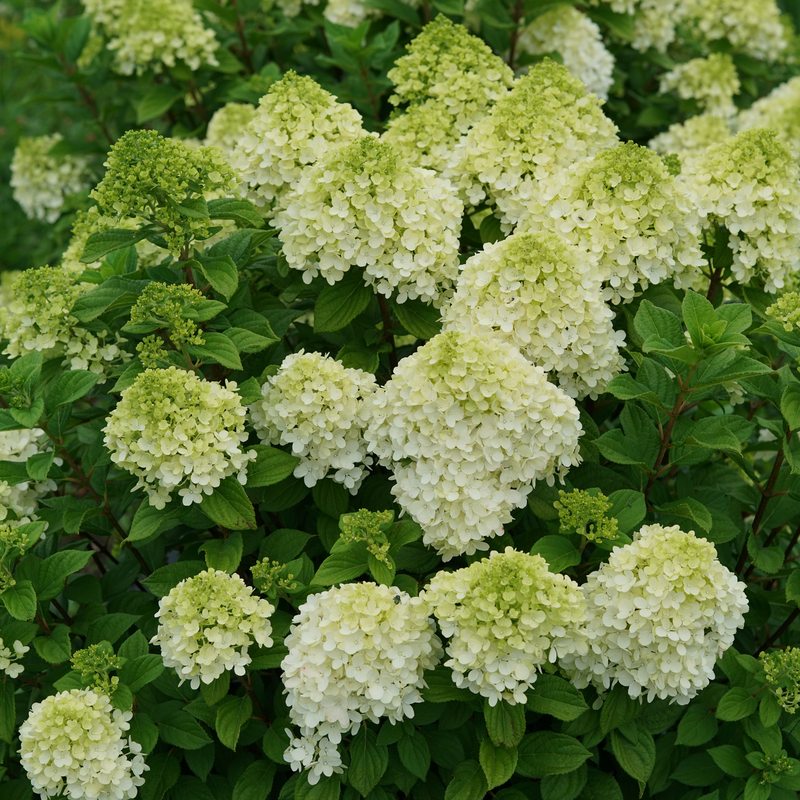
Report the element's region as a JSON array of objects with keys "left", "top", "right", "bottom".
[
  {"left": 761, "top": 647, "right": 800, "bottom": 713},
  {"left": 554, "top": 489, "right": 618, "bottom": 543},
  {"left": 71, "top": 644, "right": 123, "bottom": 696},
  {"left": 130, "top": 282, "right": 206, "bottom": 346},
  {"left": 339, "top": 509, "right": 394, "bottom": 565}
]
